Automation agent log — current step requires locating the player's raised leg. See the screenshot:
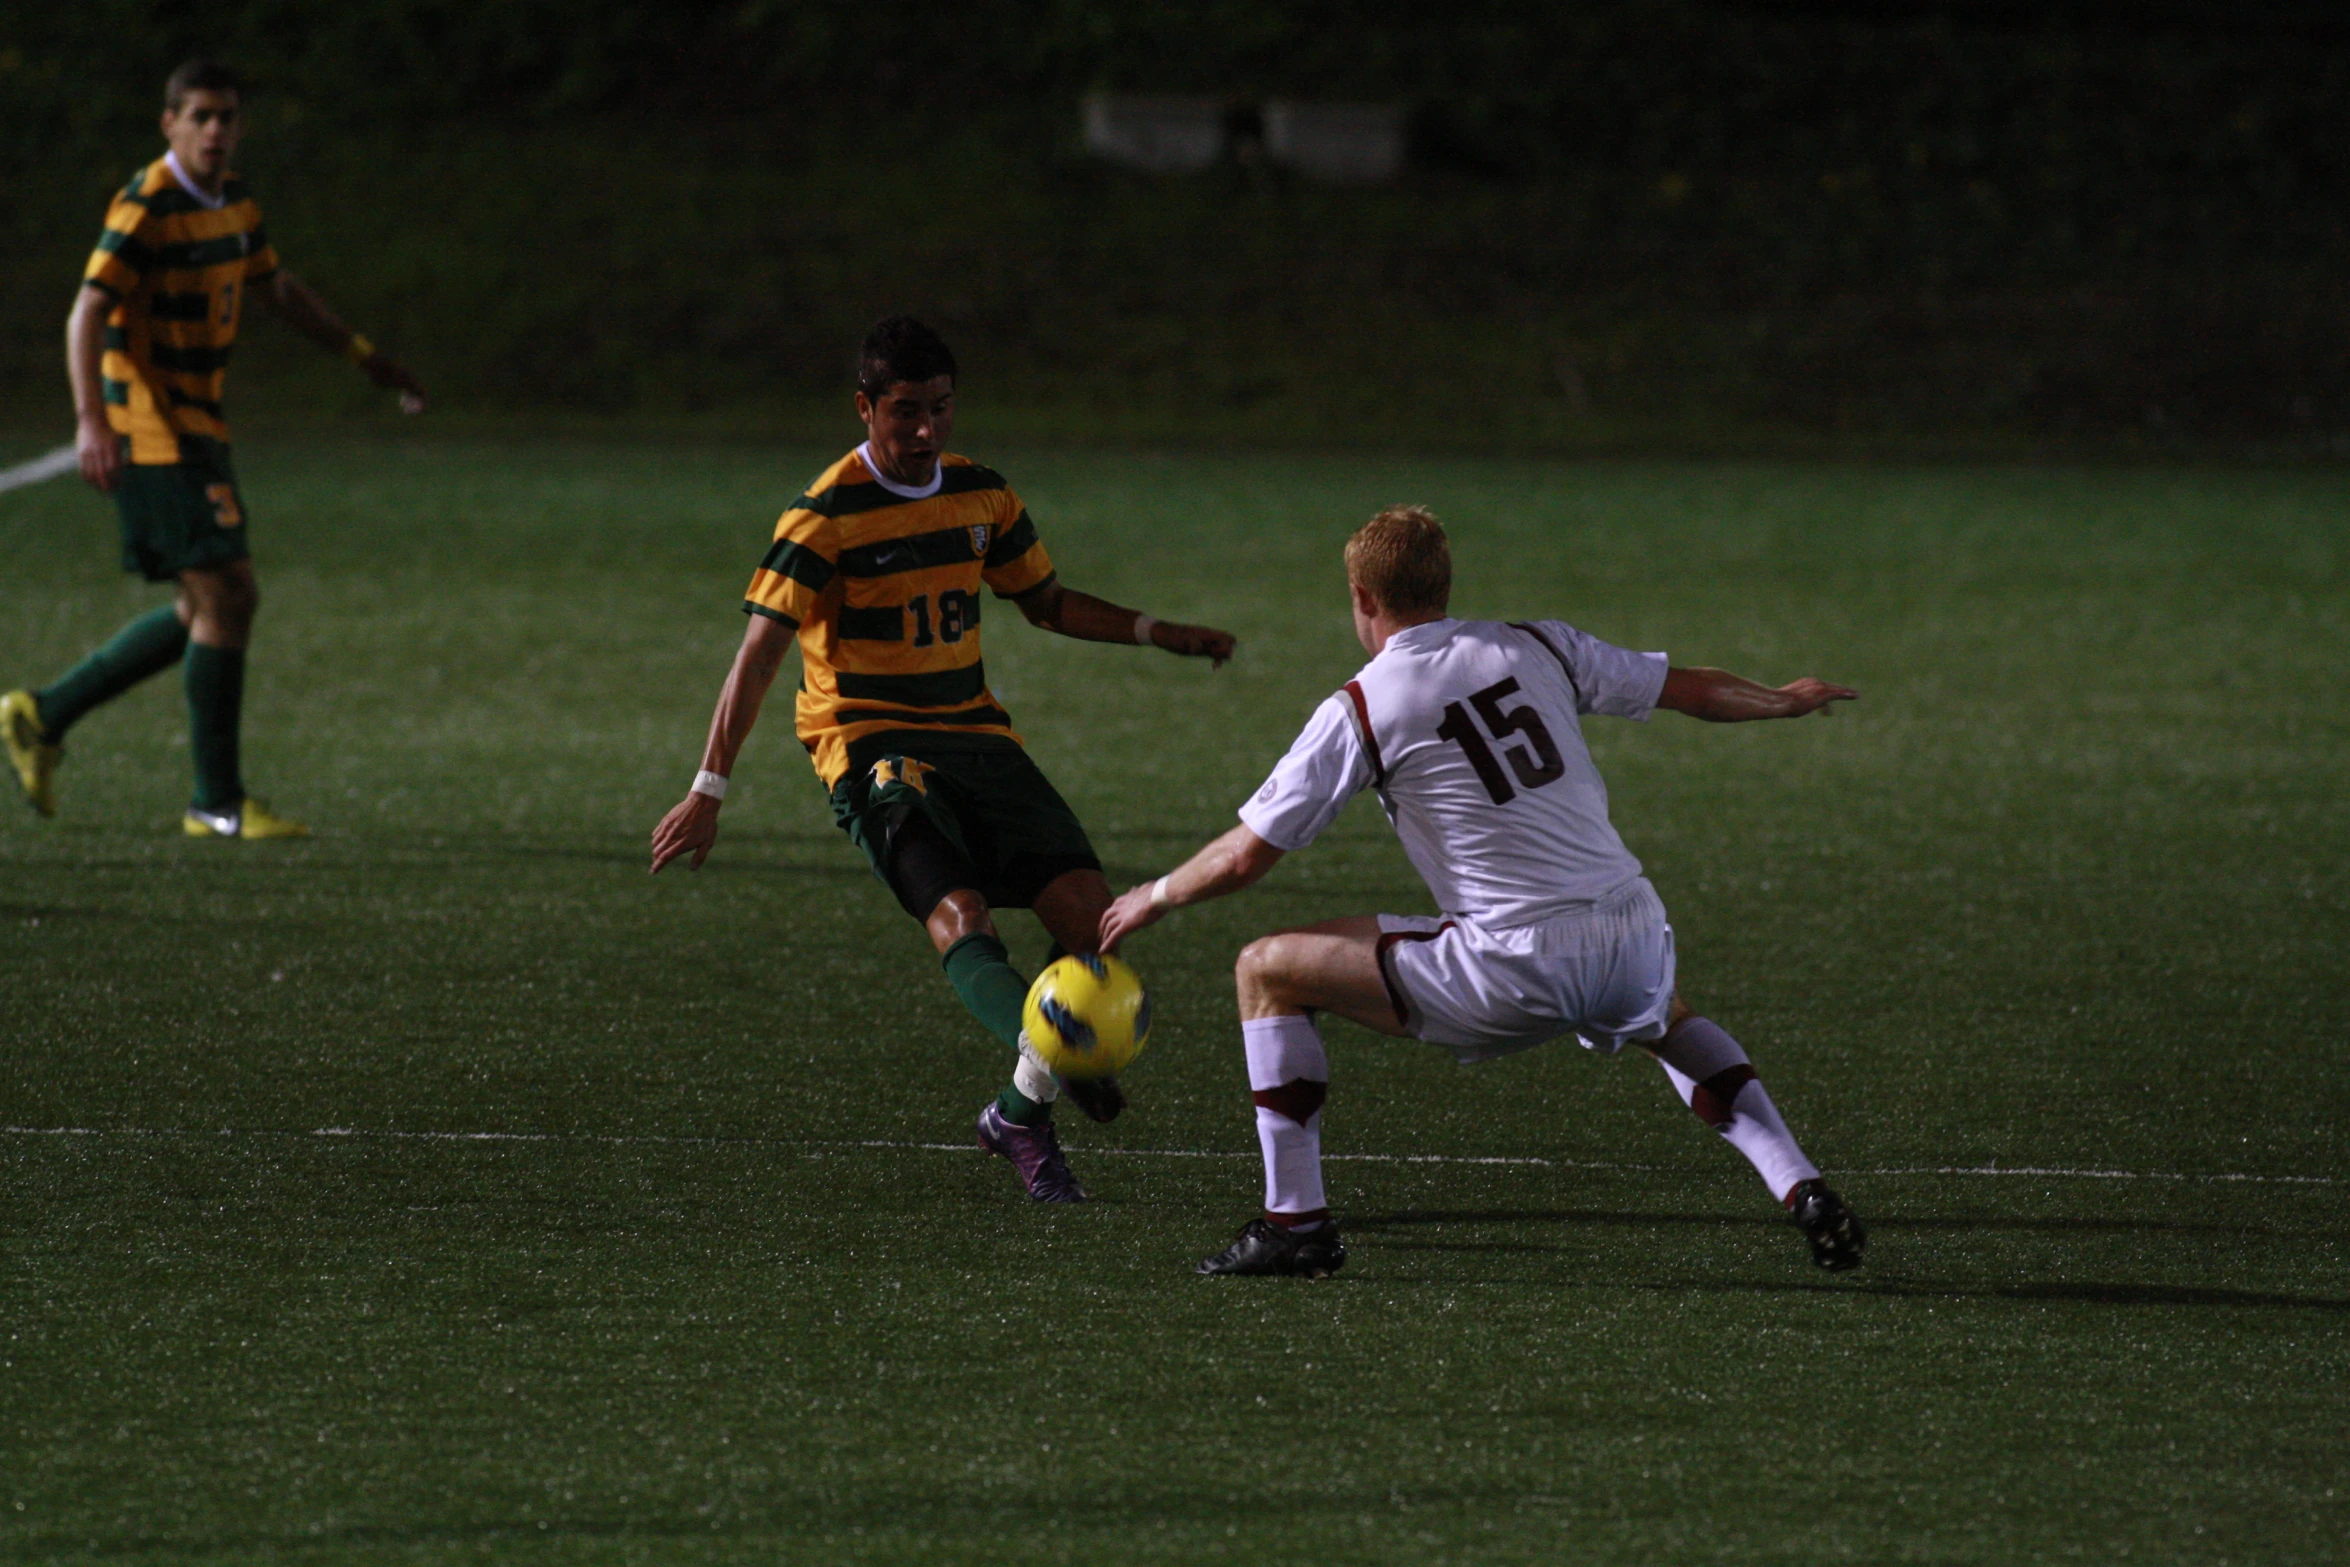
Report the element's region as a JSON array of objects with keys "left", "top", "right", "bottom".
[
  {"left": 1645, "top": 996, "right": 1865, "bottom": 1270},
  {"left": 1191, "top": 916, "right": 1405, "bottom": 1278},
  {"left": 876, "top": 812, "right": 1084, "bottom": 1203},
  {"left": 943, "top": 904, "right": 1088, "bottom": 1203},
  {"left": 1028, "top": 867, "right": 1128, "bottom": 1123}
]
